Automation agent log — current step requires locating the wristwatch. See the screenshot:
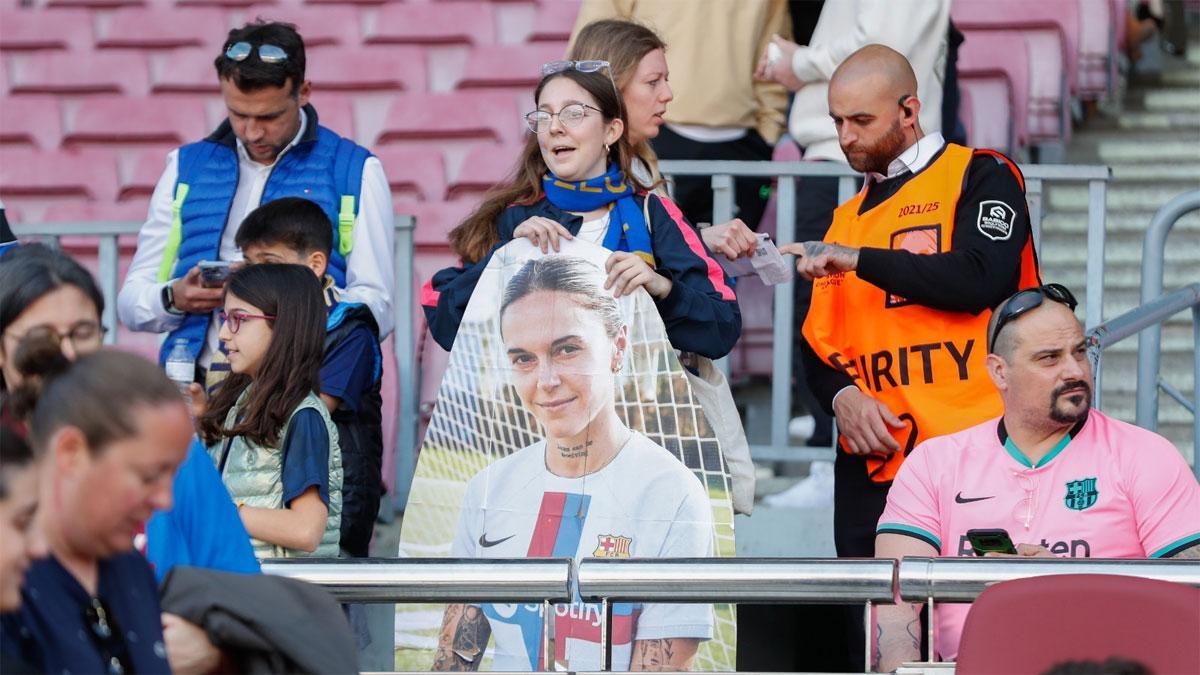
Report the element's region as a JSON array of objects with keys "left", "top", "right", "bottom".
[{"left": 161, "top": 282, "right": 184, "bottom": 316}]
